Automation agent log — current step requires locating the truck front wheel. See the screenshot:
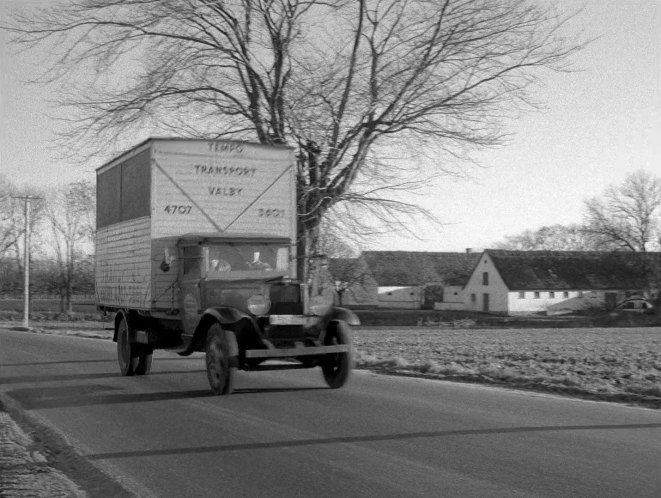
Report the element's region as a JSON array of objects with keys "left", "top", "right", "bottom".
[
  {"left": 117, "top": 316, "right": 152, "bottom": 376},
  {"left": 321, "top": 320, "right": 353, "bottom": 389},
  {"left": 205, "top": 323, "right": 238, "bottom": 395}
]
